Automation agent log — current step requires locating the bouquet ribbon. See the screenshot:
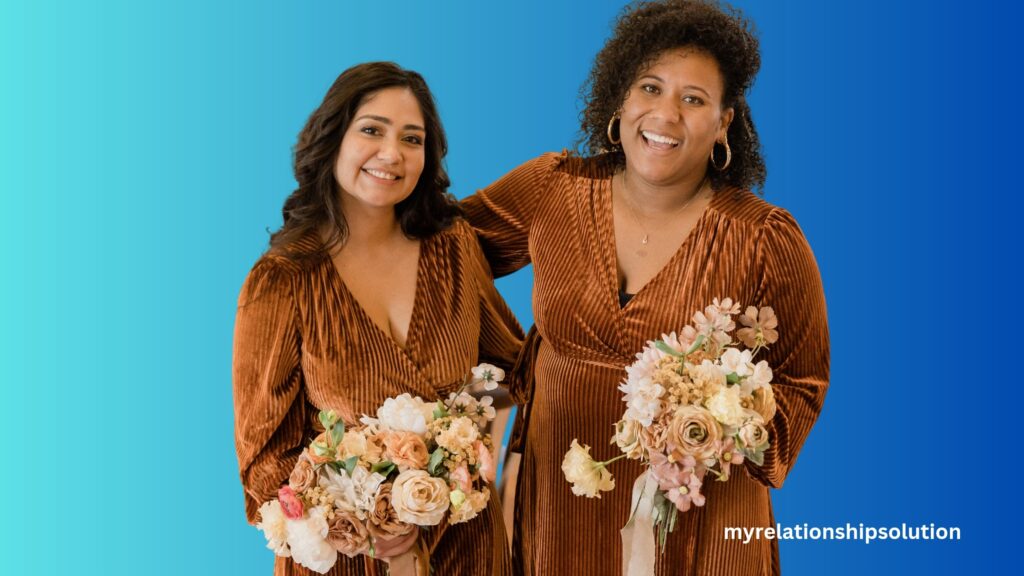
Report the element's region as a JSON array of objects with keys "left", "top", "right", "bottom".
[
  {"left": 620, "top": 471, "right": 658, "bottom": 576},
  {"left": 383, "top": 537, "right": 429, "bottom": 576}
]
